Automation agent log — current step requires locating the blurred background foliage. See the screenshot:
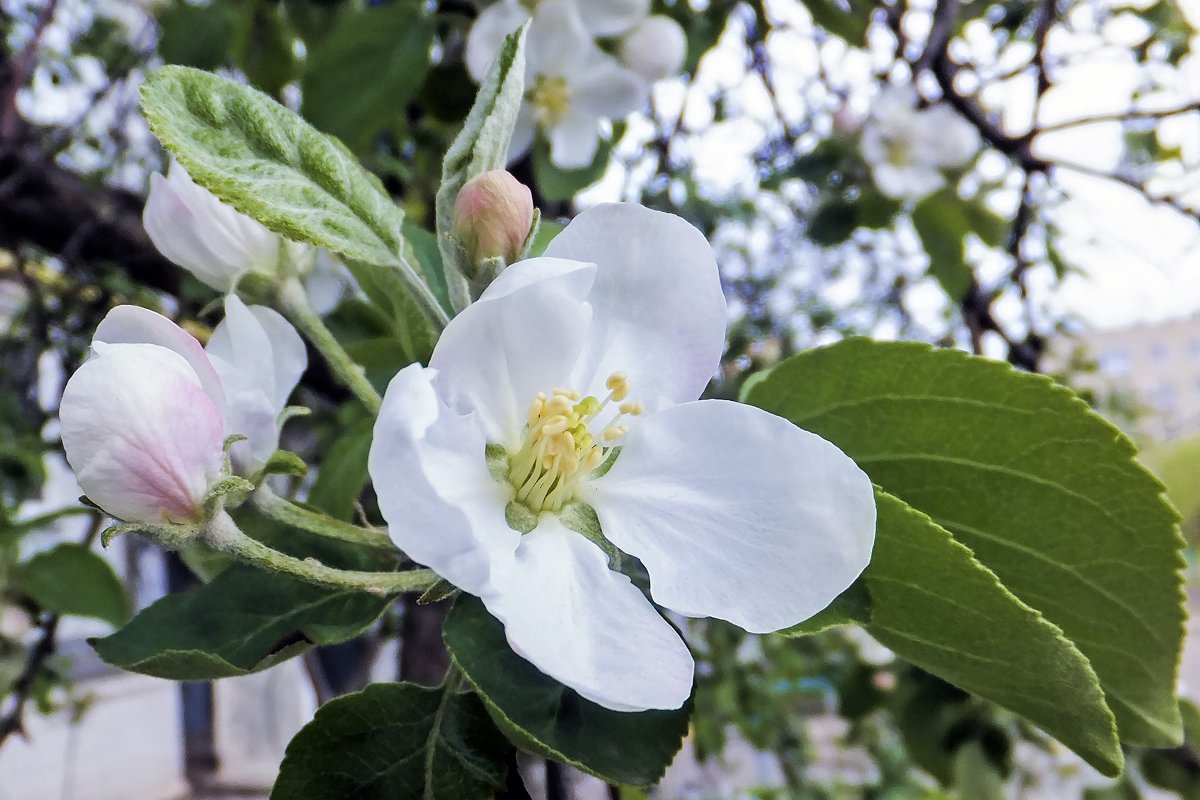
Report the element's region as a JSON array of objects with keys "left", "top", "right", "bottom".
[{"left": 2, "top": 0, "right": 1200, "bottom": 797}]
